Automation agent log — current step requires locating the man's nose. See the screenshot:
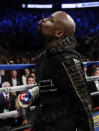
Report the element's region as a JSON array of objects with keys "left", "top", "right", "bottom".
[
  {"left": 38, "top": 18, "right": 48, "bottom": 24},
  {"left": 41, "top": 18, "right": 48, "bottom": 23}
]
